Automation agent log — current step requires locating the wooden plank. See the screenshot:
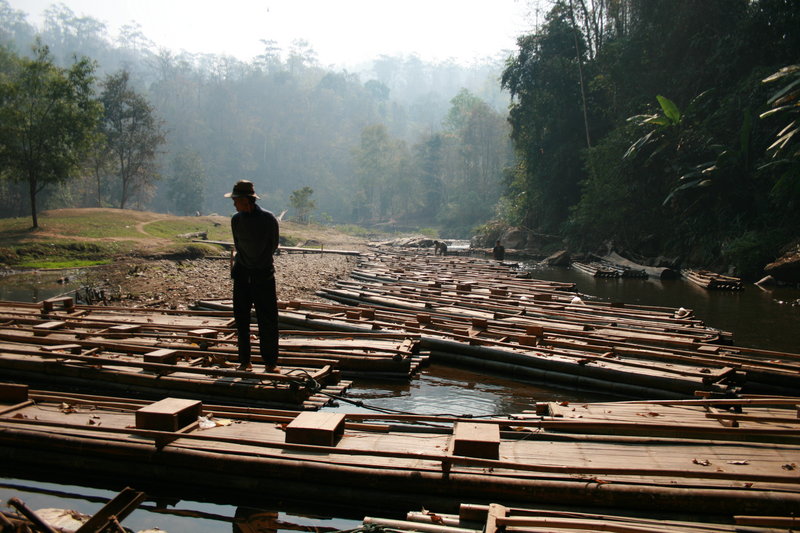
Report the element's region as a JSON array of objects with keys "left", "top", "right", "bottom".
[
  {"left": 143, "top": 348, "right": 179, "bottom": 365},
  {"left": 451, "top": 422, "right": 499, "bottom": 459},
  {"left": 285, "top": 411, "right": 345, "bottom": 446},
  {"left": 32, "top": 320, "right": 66, "bottom": 336},
  {"left": 135, "top": 398, "right": 202, "bottom": 432},
  {"left": 75, "top": 487, "right": 146, "bottom": 533}
]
